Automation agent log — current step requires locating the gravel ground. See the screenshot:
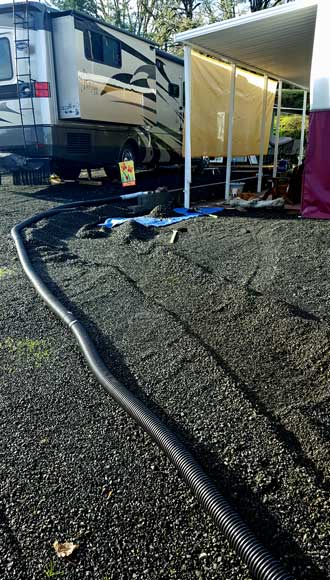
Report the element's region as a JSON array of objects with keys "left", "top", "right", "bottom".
[{"left": 0, "top": 180, "right": 329, "bottom": 580}]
